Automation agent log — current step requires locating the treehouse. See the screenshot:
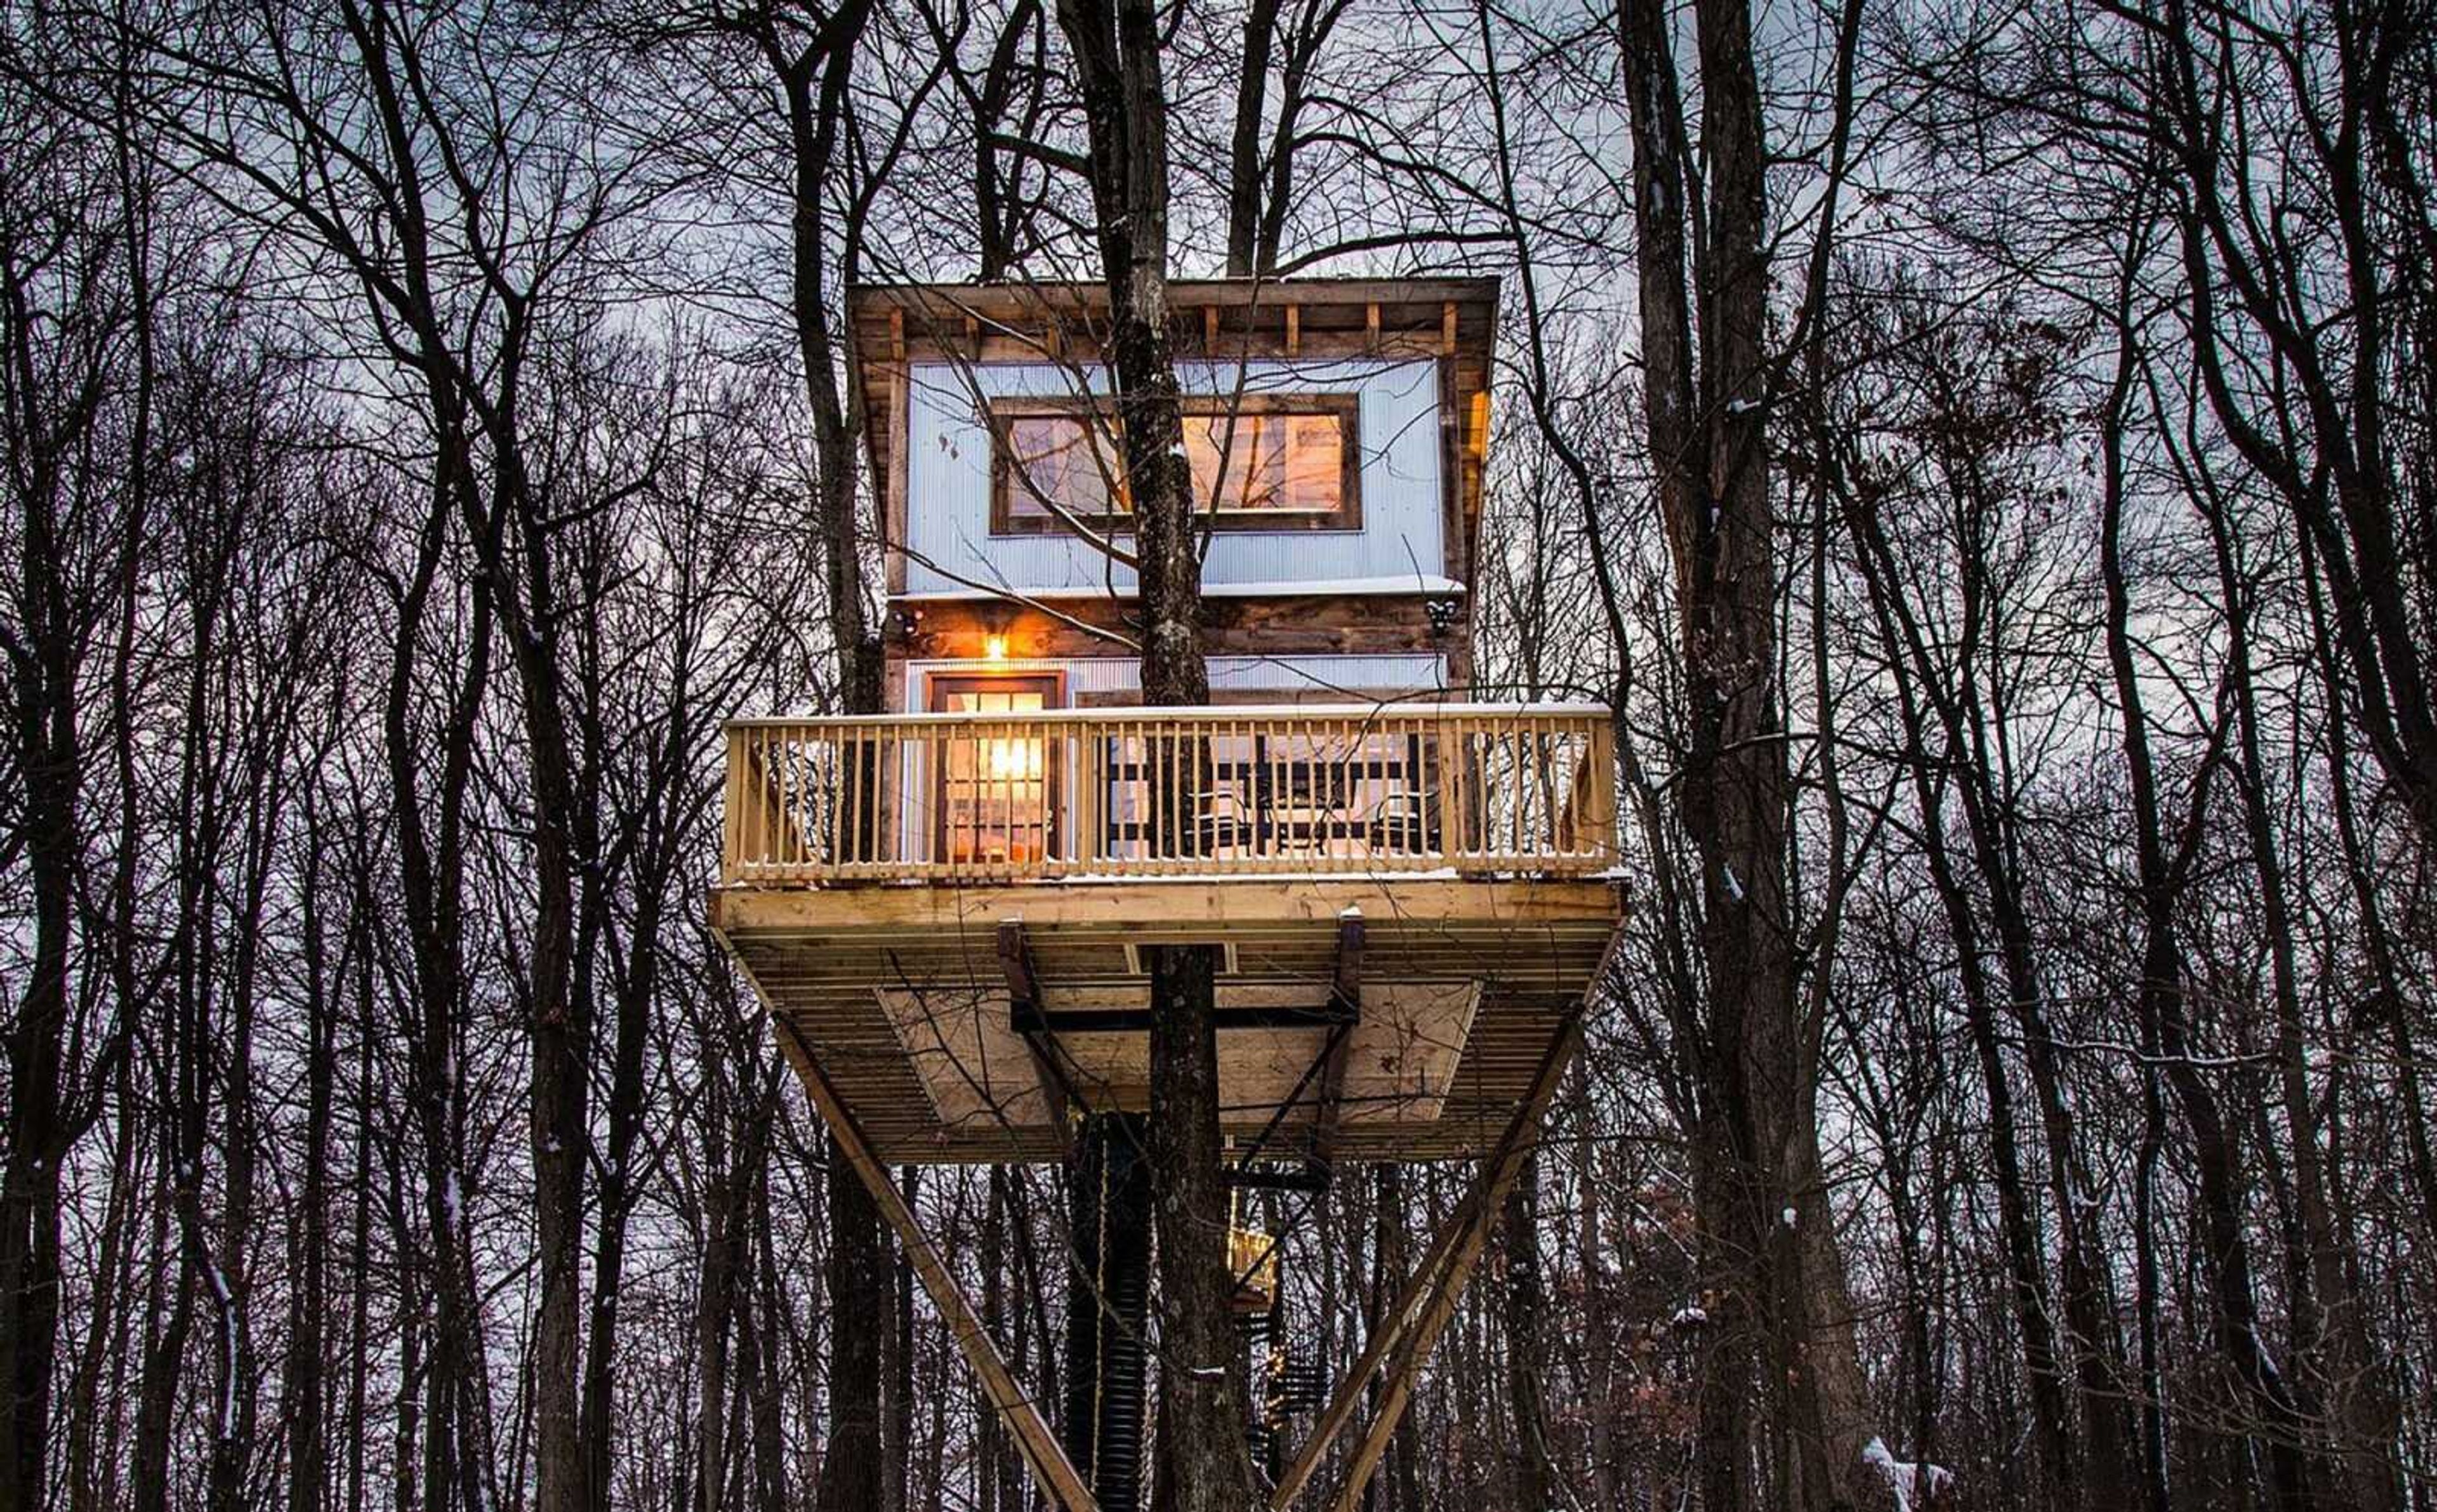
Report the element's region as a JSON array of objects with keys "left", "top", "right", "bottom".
[{"left": 708, "top": 277, "right": 1623, "bottom": 1510}]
